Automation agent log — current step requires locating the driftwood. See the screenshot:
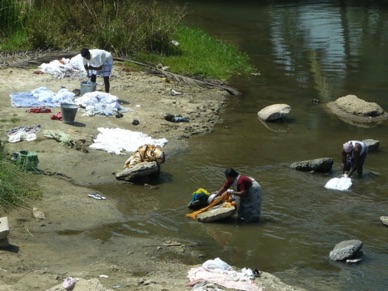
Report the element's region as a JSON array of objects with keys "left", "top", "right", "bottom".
[
  {"left": 0, "top": 50, "right": 79, "bottom": 68},
  {"left": 115, "top": 57, "right": 241, "bottom": 96},
  {"left": 147, "top": 68, "right": 241, "bottom": 96},
  {"left": 1, "top": 51, "right": 241, "bottom": 96},
  {"left": 115, "top": 161, "right": 159, "bottom": 181}
]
